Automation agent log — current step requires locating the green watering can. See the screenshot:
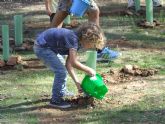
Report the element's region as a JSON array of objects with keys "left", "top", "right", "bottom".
[{"left": 81, "top": 74, "right": 108, "bottom": 99}]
